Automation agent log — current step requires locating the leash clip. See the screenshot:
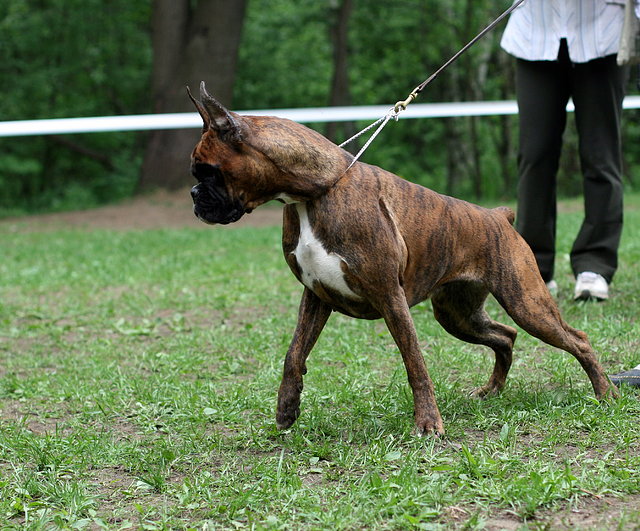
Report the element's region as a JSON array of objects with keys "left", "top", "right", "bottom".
[{"left": 394, "top": 91, "right": 418, "bottom": 113}]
